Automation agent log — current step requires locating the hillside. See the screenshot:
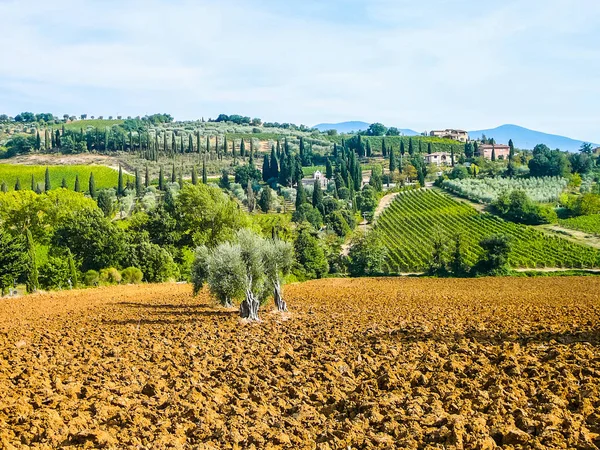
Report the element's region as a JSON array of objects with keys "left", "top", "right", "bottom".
[{"left": 467, "top": 124, "right": 598, "bottom": 151}]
